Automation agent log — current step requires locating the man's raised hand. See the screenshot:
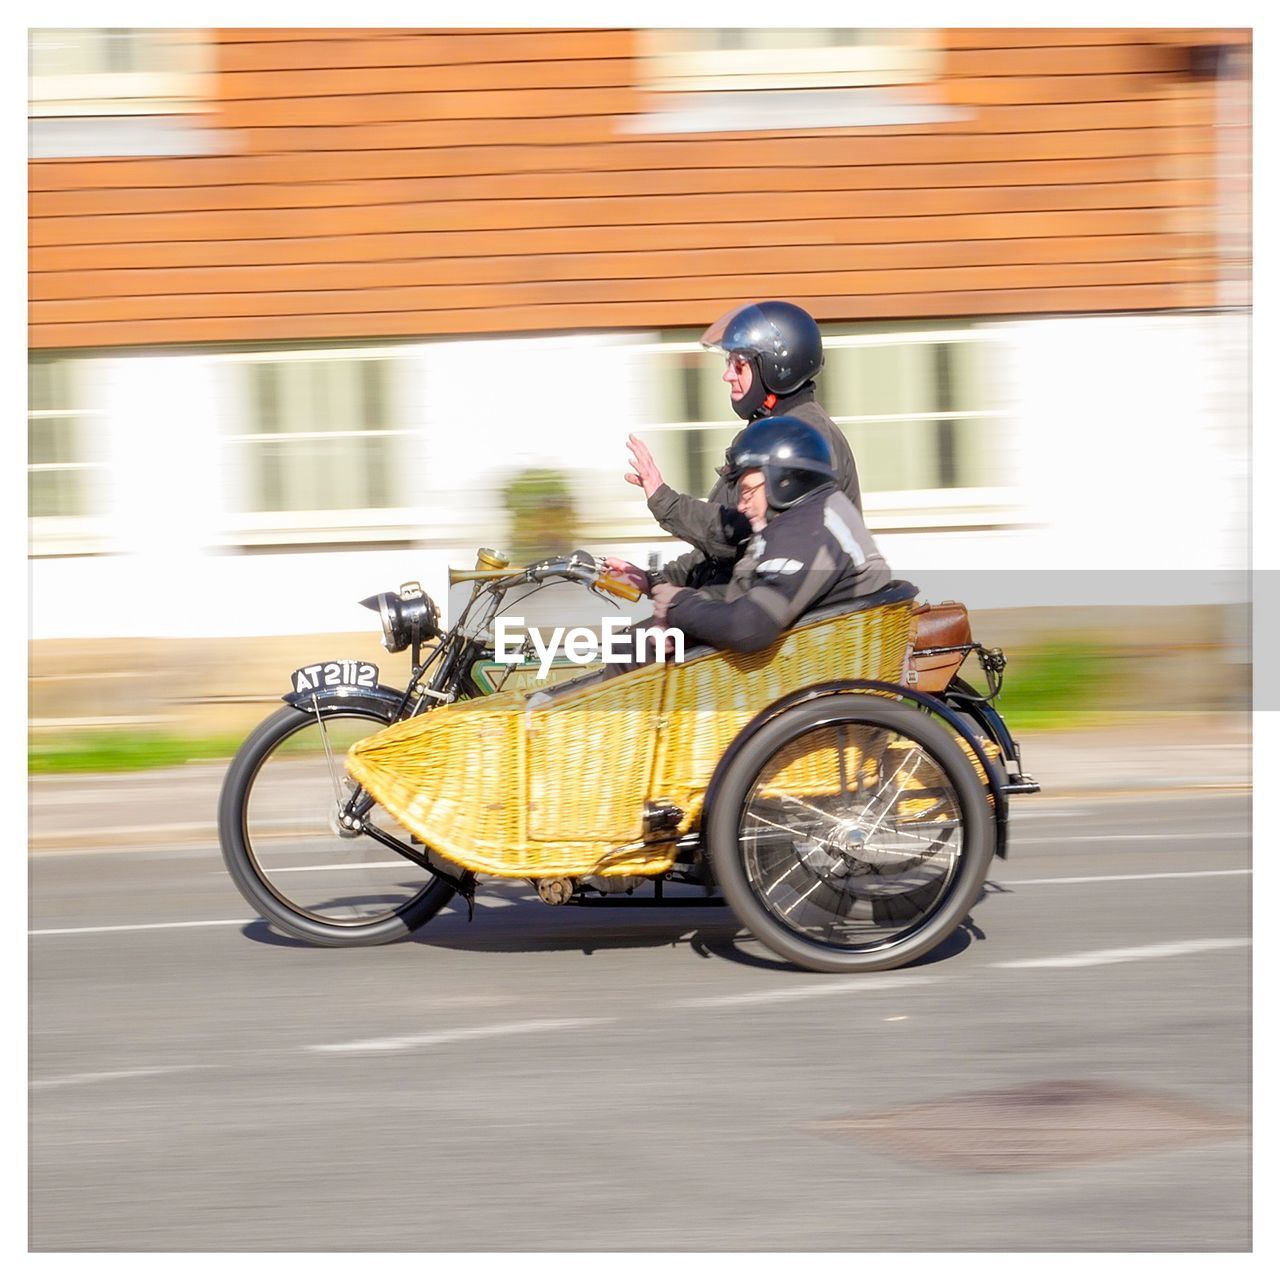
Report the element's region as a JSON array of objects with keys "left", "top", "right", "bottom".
[{"left": 625, "top": 434, "right": 664, "bottom": 498}]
